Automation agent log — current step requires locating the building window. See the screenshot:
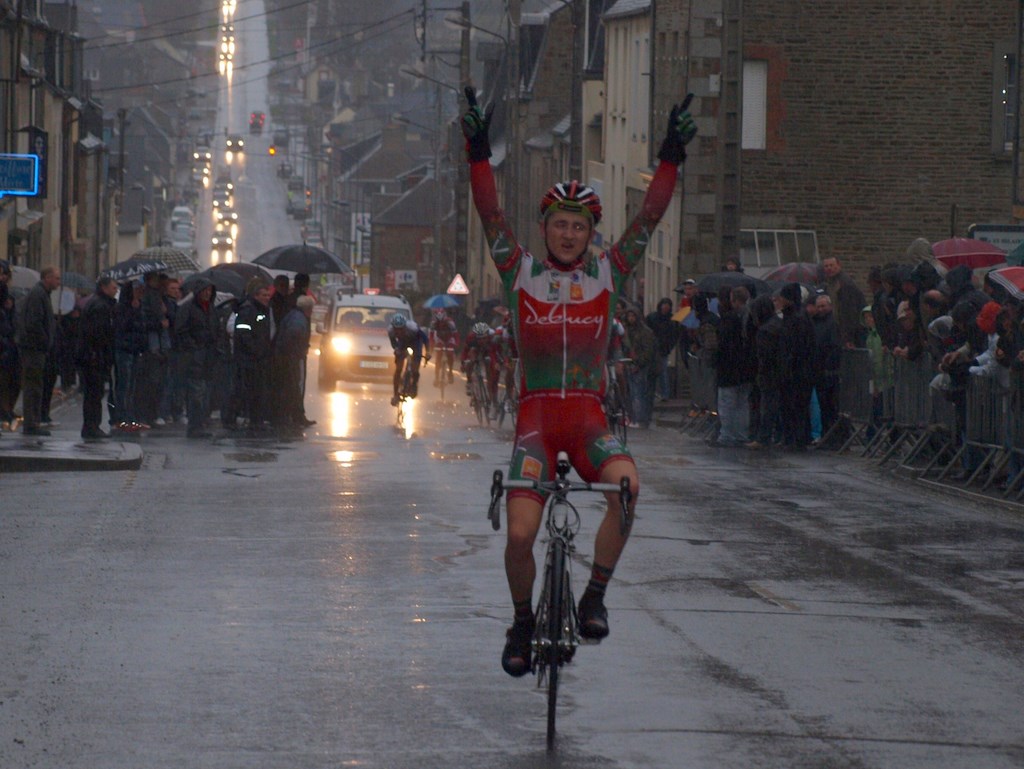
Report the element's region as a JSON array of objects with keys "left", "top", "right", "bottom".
[
  {"left": 742, "top": 60, "right": 767, "bottom": 150},
  {"left": 738, "top": 229, "right": 819, "bottom": 269},
  {"left": 993, "top": 41, "right": 1017, "bottom": 155}
]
